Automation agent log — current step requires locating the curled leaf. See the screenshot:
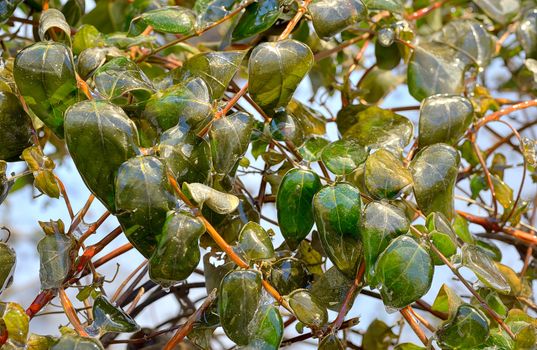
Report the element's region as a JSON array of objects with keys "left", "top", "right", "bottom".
[{"left": 183, "top": 182, "right": 240, "bottom": 214}]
